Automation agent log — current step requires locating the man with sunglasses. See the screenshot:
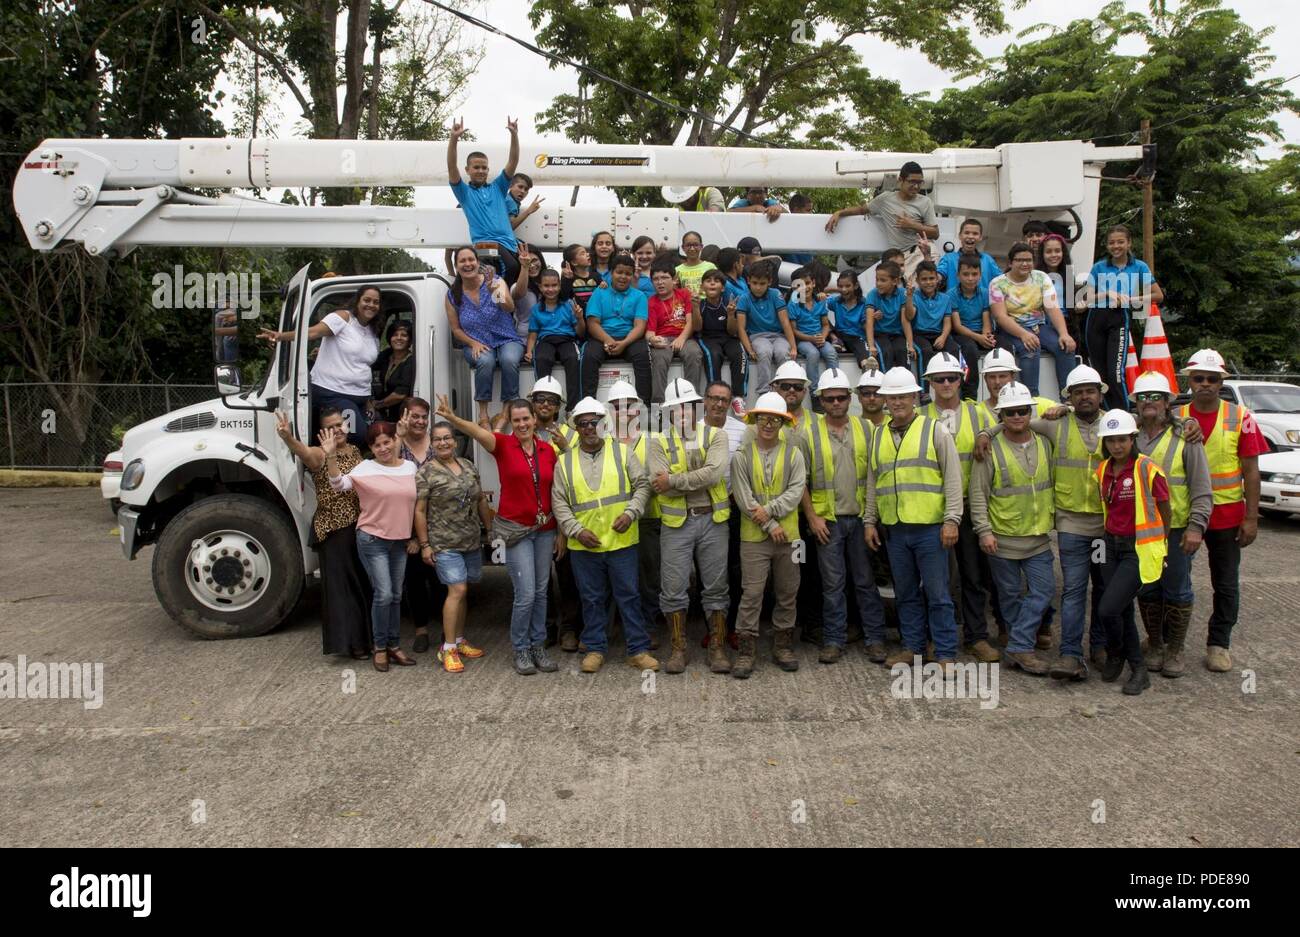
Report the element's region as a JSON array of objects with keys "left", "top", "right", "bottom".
[
  {"left": 530, "top": 376, "right": 576, "bottom": 453},
  {"left": 856, "top": 368, "right": 889, "bottom": 430},
  {"left": 1176, "top": 349, "right": 1265, "bottom": 673}
]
